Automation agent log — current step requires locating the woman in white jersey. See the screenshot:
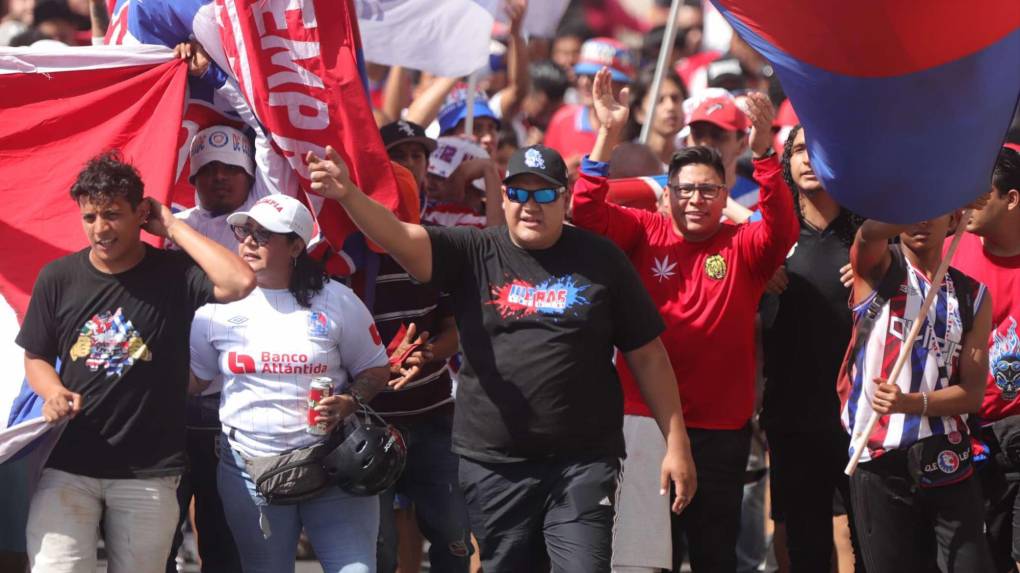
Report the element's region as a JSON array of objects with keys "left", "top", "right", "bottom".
[{"left": 189, "top": 194, "right": 390, "bottom": 573}]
